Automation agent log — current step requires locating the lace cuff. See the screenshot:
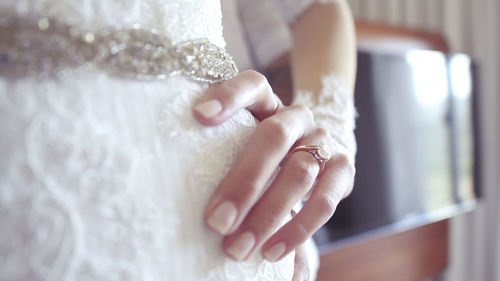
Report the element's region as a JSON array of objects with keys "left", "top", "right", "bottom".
[
  {"left": 292, "top": 73, "right": 357, "bottom": 163},
  {"left": 266, "top": 0, "right": 344, "bottom": 24}
]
